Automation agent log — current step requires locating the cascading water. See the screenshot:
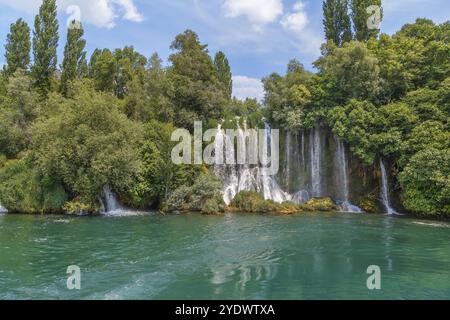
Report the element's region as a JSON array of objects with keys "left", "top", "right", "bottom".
[
  {"left": 285, "top": 132, "right": 291, "bottom": 191},
  {"left": 215, "top": 122, "right": 290, "bottom": 205},
  {"left": 214, "top": 121, "right": 381, "bottom": 214},
  {"left": 335, "top": 137, "right": 362, "bottom": 213},
  {"left": 300, "top": 131, "right": 306, "bottom": 171},
  {"left": 309, "top": 126, "right": 322, "bottom": 198},
  {"left": 379, "top": 159, "right": 397, "bottom": 215},
  {"left": 102, "top": 185, "right": 123, "bottom": 214},
  {"left": 0, "top": 202, "right": 7, "bottom": 214}
]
